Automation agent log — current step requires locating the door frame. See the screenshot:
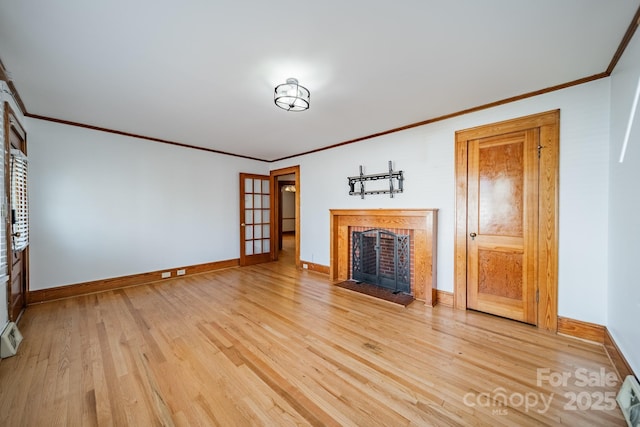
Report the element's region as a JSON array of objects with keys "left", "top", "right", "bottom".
[
  {"left": 4, "top": 102, "right": 29, "bottom": 322},
  {"left": 270, "top": 165, "right": 300, "bottom": 268},
  {"left": 454, "top": 110, "right": 559, "bottom": 331}
]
